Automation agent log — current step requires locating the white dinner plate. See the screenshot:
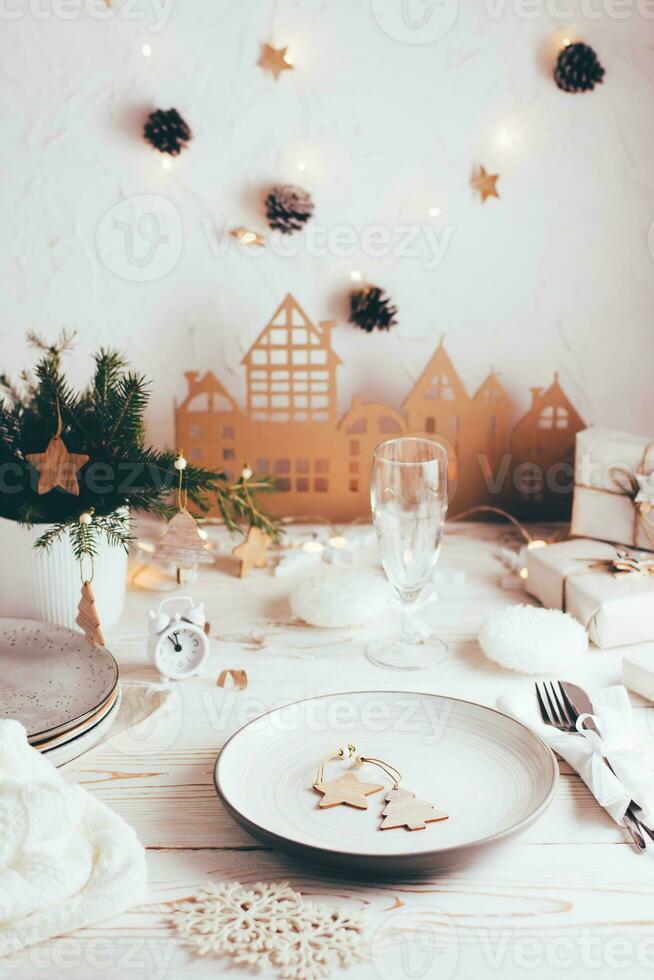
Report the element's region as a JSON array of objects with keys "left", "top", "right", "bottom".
[
  {"left": 214, "top": 691, "right": 558, "bottom": 875},
  {"left": 43, "top": 685, "right": 122, "bottom": 767},
  {"left": 0, "top": 618, "right": 118, "bottom": 740}
]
